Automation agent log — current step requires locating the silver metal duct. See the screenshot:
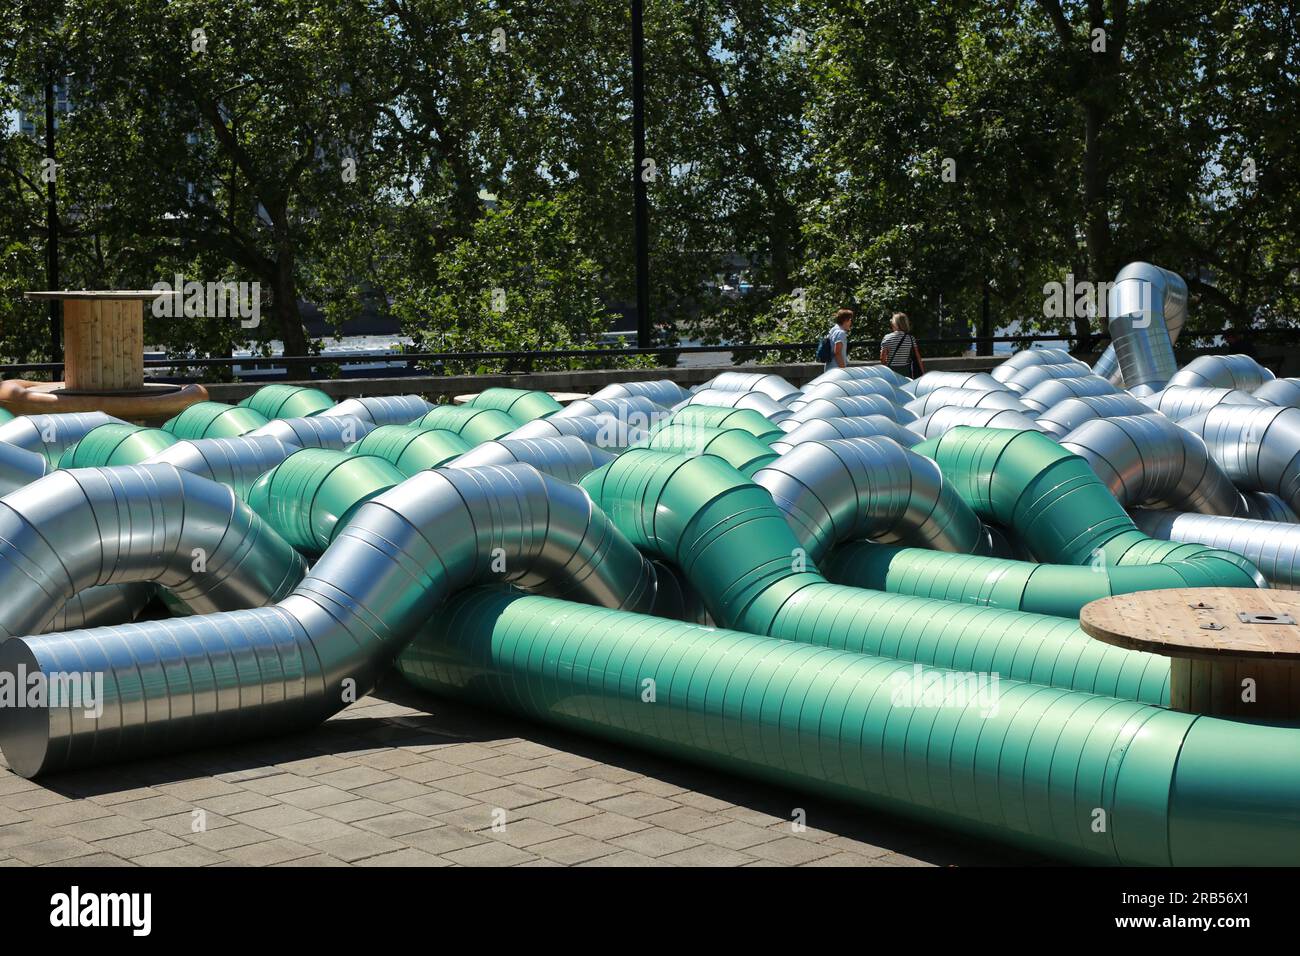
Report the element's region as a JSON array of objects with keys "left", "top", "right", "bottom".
[
  {"left": 680, "top": 389, "right": 793, "bottom": 423},
  {"left": 1093, "top": 275, "right": 1187, "bottom": 384},
  {"left": 507, "top": 413, "right": 646, "bottom": 452},
  {"left": 1241, "top": 492, "right": 1298, "bottom": 523},
  {"left": 806, "top": 365, "right": 907, "bottom": 388},
  {"left": 907, "top": 371, "right": 1008, "bottom": 399},
  {"left": 1105, "top": 261, "right": 1187, "bottom": 394},
  {"left": 1254, "top": 377, "right": 1300, "bottom": 409},
  {"left": 782, "top": 395, "right": 914, "bottom": 429},
  {"left": 449, "top": 436, "right": 614, "bottom": 483},
  {"left": 1016, "top": 375, "right": 1117, "bottom": 414},
  {"left": 1035, "top": 393, "right": 1155, "bottom": 439},
  {"left": 700, "top": 371, "right": 800, "bottom": 403},
  {"left": 316, "top": 395, "right": 433, "bottom": 425},
  {"left": 0, "top": 463, "right": 658, "bottom": 777},
  {"left": 1060, "top": 414, "right": 1243, "bottom": 515},
  {"left": 770, "top": 415, "right": 922, "bottom": 454},
  {"left": 1132, "top": 509, "right": 1300, "bottom": 590},
  {"left": 142, "top": 436, "right": 301, "bottom": 500},
  {"left": 1141, "top": 385, "right": 1266, "bottom": 420},
  {"left": 0, "top": 441, "right": 48, "bottom": 496},
  {"left": 45, "top": 583, "right": 155, "bottom": 633},
  {"left": 990, "top": 347, "right": 1077, "bottom": 383},
  {"left": 1167, "top": 354, "right": 1274, "bottom": 391},
  {"left": 590, "top": 379, "right": 691, "bottom": 407},
  {"left": 752, "top": 437, "right": 987, "bottom": 561},
  {"left": 907, "top": 407, "right": 1047, "bottom": 440},
  {"left": 790, "top": 378, "right": 902, "bottom": 407},
  {"left": 0, "top": 464, "right": 306, "bottom": 640},
  {"left": 905, "top": 387, "right": 1027, "bottom": 418},
  {"left": 1000, "top": 362, "right": 1092, "bottom": 396},
  {"left": 0, "top": 411, "right": 127, "bottom": 466},
  {"left": 248, "top": 414, "right": 376, "bottom": 449},
  {"left": 1180, "top": 405, "right": 1300, "bottom": 512},
  {"left": 553, "top": 396, "right": 667, "bottom": 426}
]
